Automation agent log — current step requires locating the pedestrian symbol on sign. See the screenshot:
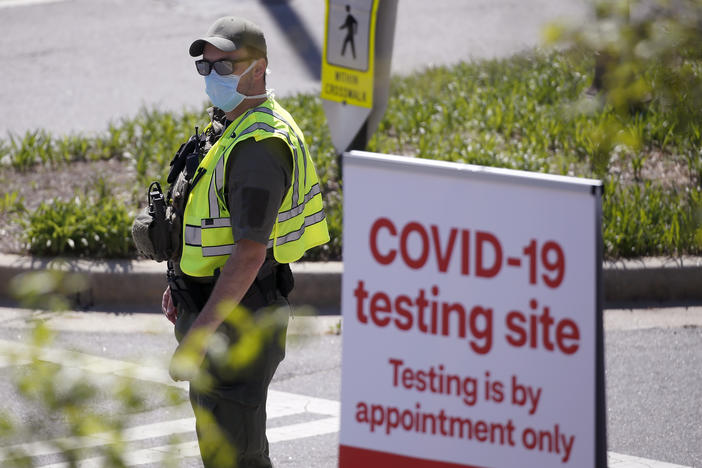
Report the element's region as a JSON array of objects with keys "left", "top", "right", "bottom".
[
  {"left": 340, "top": 5, "right": 357, "bottom": 59},
  {"left": 325, "top": 0, "right": 372, "bottom": 72}
]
